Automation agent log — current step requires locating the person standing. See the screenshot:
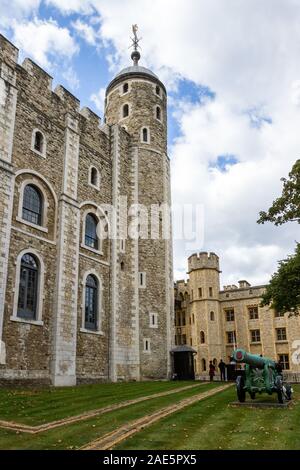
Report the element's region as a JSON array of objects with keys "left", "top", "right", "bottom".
[
  {"left": 209, "top": 361, "right": 215, "bottom": 382},
  {"left": 218, "top": 359, "right": 226, "bottom": 381}
]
